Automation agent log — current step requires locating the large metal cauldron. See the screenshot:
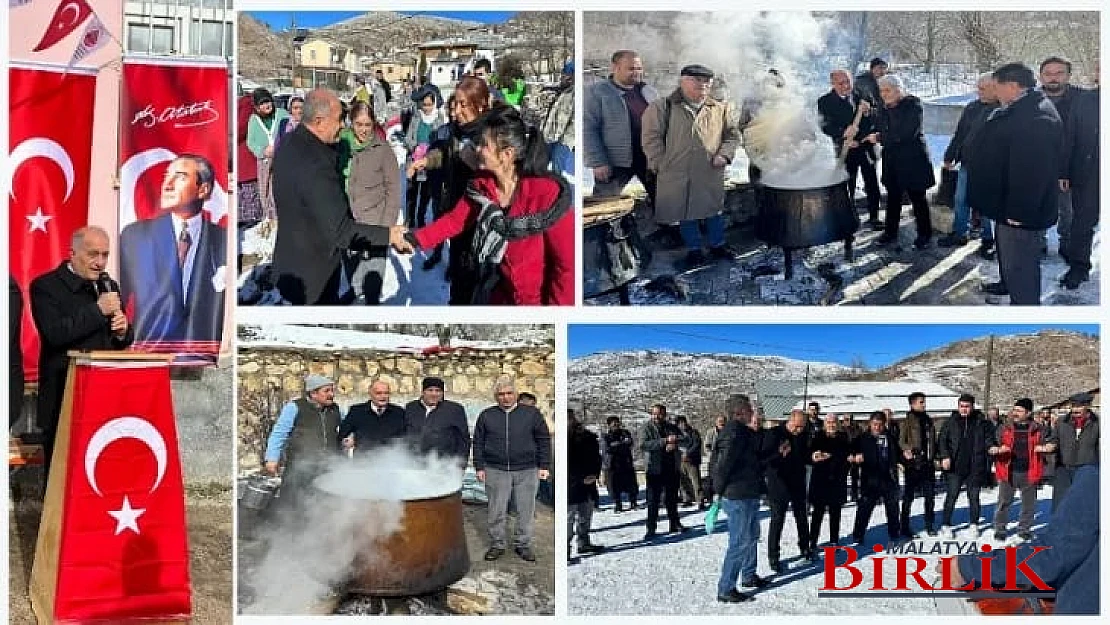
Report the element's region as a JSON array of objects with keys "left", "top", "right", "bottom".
[
  {"left": 755, "top": 179, "right": 859, "bottom": 278},
  {"left": 313, "top": 468, "right": 470, "bottom": 597},
  {"left": 583, "top": 196, "right": 649, "bottom": 304}
]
